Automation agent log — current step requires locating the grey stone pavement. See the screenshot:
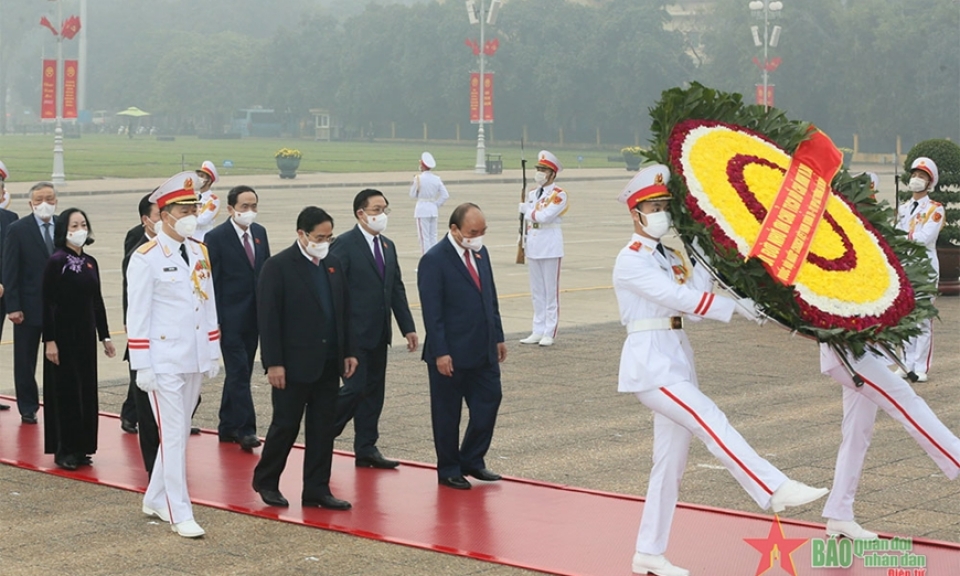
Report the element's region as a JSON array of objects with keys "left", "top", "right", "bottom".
[{"left": 0, "top": 166, "right": 957, "bottom": 575}]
